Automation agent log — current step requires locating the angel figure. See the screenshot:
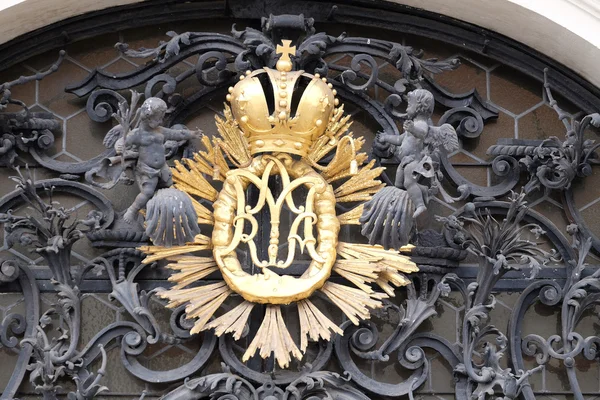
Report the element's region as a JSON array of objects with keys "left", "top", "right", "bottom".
[
  {"left": 86, "top": 94, "right": 202, "bottom": 245},
  {"left": 360, "top": 88, "right": 458, "bottom": 249},
  {"left": 122, "top": 97, "right": 202, "bottom": 222},
  {"left": 377, "top": 89, "right": 458, "bottom": 217}
]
